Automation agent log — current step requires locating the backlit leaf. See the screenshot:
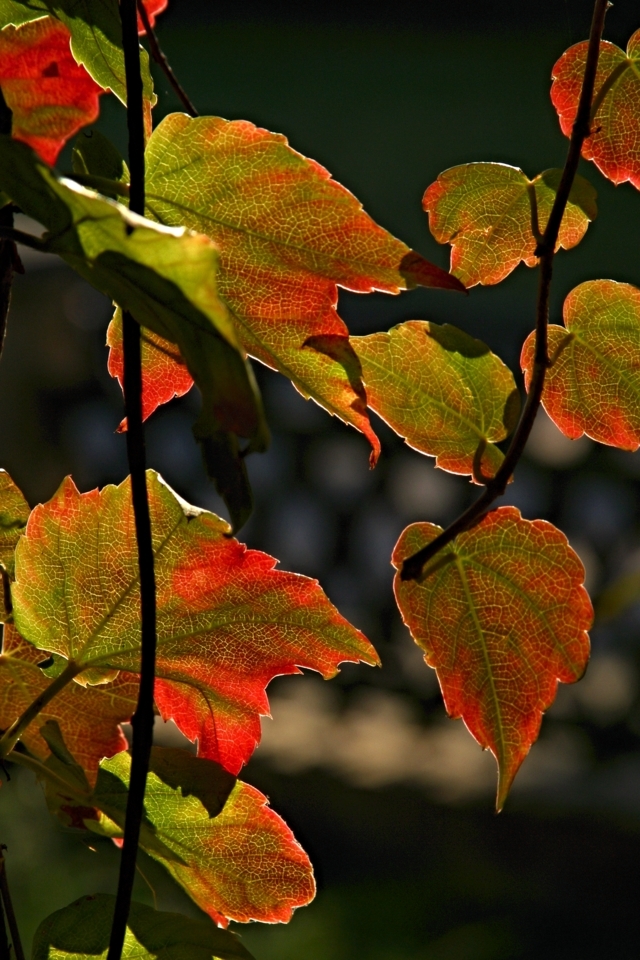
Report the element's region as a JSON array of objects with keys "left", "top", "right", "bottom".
[
  {"left": 0, "top": 18, "right": 103, "bottom": 164},
  {"left": 0, "top": 468, "right": 29, "bottom": 577},
  {"left": 72, "top": 127, "right": 129, "bottom": 184},
  {"left": 33, "top": 894, "right": 253, "bottom": 960},
  {"left": 352, "top": 321, "right": 519, "bottom": 478},
  {"left": 521, "top": 280, "right": 640, "bottom": 449},
  {"left": 0, "top": 625, "right": 136, "bottom": 783},
  {"left": 0, "top": 137, "right": 266, "bottom": 527},
  {"left": 137, "top": 0, "right": 167, "bottom": 34},
  {"left": 423, "top": 163, "right": 597, "bottom": 286},
  {"left": 90, "top": 752, "right": 316, "bottom": 926},
  {"left": 551, "top": 29, "right": 640, "bottom": 189},
  {"left": 143, "top": 113, "right": 464, "bottom": 461},
  {"left": 0, "top": 0, "right": 155, "bottom": 107},
  {"left": 11, "top": 471, "right": 379, "bottom": 775},
  {"left": 392, "top": 507, "right": 592, "bottom": 810}
]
